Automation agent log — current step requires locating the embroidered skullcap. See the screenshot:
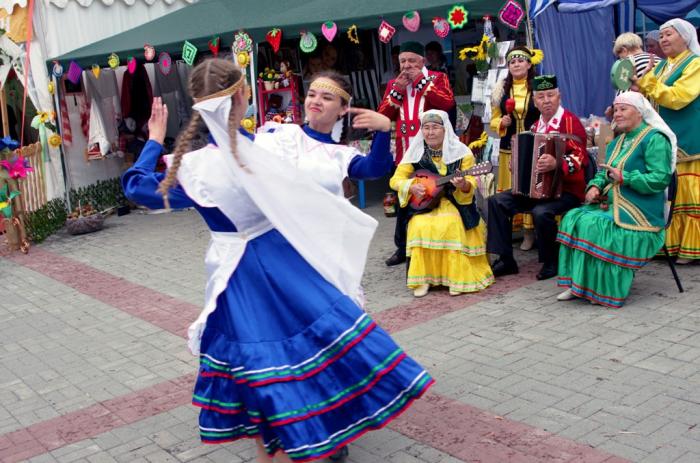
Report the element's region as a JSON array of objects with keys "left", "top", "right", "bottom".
[
  {"left": 399, "top": 41, "right": 425, "bottom": 56},
  {"left": 421, "top": 112, "right": 444, "bottom": 125},
  {"left": 533, "top": 74, "right": 557, "bottom": 91}
]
